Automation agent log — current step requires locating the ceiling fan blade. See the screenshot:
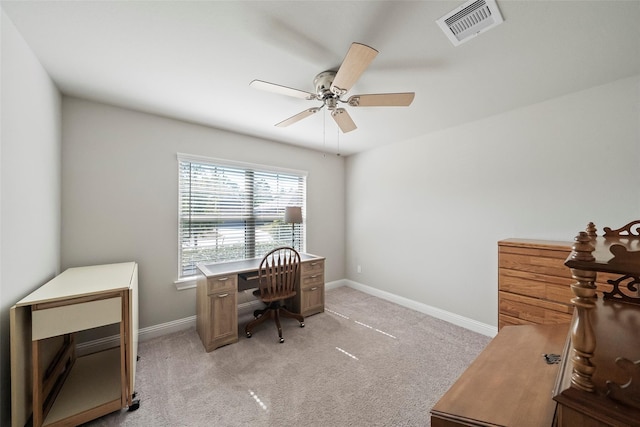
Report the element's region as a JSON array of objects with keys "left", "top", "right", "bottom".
[
  {"left": 347, "top": 92, "right": 415, "bottom": 107},
  {"left": 331, "top": 108, "right": 357, "bottom": 133},
  {"left": 330, "top": 43, "right": 378, "bottom": 96},
  {"left": 275, "top": 107, "right": 321, "bottom": 127},
  {"left": 250, "top": 80, "right": 316, "bottom": 100}
]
